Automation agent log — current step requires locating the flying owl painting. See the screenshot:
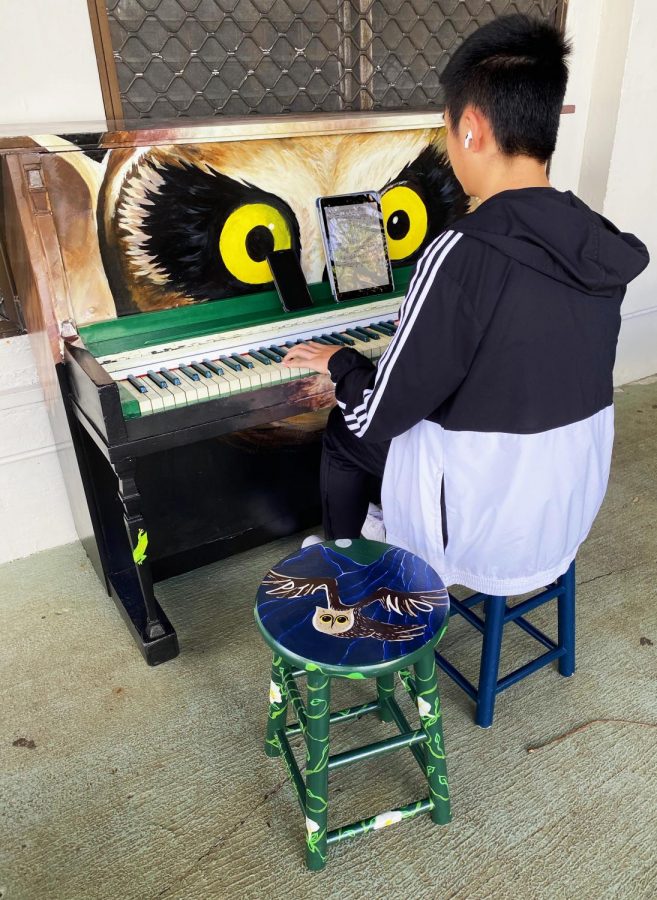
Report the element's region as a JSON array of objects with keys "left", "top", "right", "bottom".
[
  {"left": 36, "top": 123, "right": 468, "bottom": 322},
  {"left": 255, "top": 540, "right": 449, "bottom": 669},
  {"left": 263, "top": 569, "right": 447, "bottom": 641}
]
